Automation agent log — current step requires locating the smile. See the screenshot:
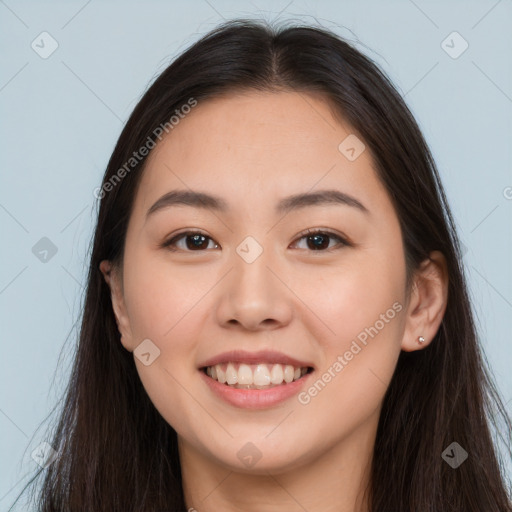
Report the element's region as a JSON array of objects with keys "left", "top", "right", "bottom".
[
  {"left": 203, "top": 362, "right": 313, "bottom": 389},
  {"left": 198, "top": 349, "right": 315, "bottom": 408}
]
